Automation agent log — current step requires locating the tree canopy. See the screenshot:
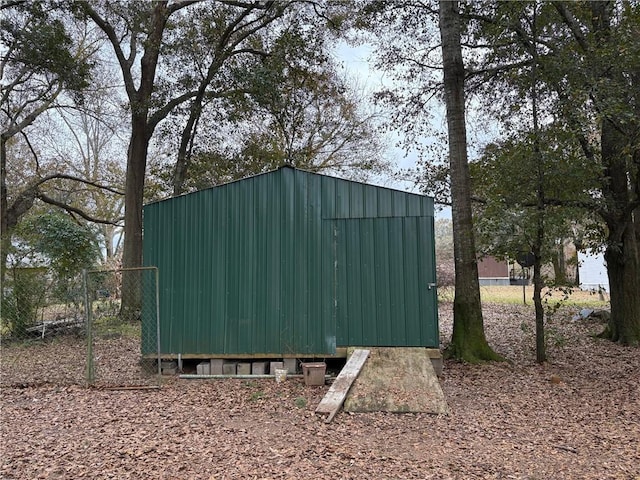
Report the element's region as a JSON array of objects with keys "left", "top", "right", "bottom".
[
  {"left": 352, "top": 0, "right": 639, "bottom": 346},
  {"left": 2, "top": 0, "right": 639, "bottom": 349}
]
